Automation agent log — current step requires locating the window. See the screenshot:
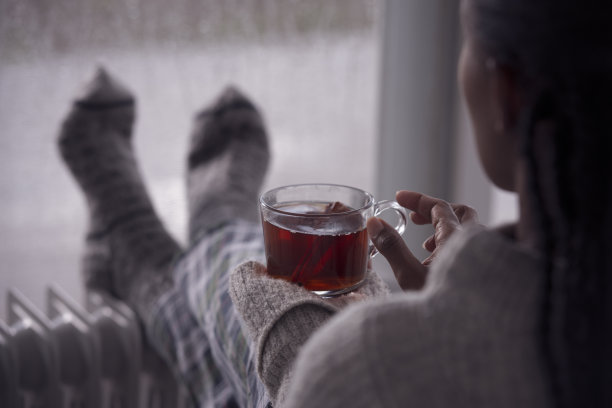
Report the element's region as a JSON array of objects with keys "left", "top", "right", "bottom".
[{"left": 0, "top": 0, "right": 380, "bottom": 314}]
